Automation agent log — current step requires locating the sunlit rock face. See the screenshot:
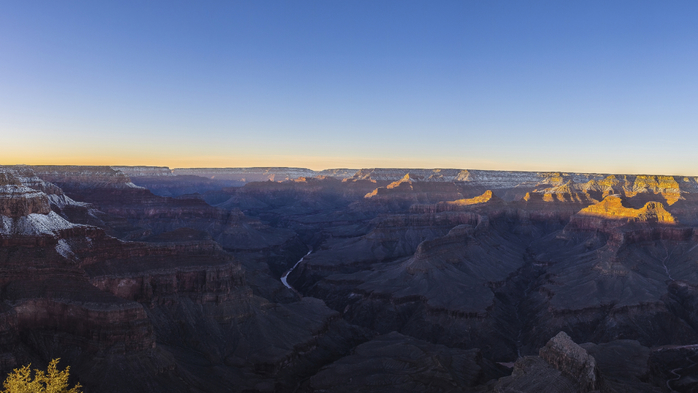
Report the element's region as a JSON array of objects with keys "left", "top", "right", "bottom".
[
  {"left": 410, "top": 190, "right": 504, "bottom": 213},
  {"left": 578, "top": 195, "right": 675, "bottom": 223},
  {"left": 363, "top": 173, "right": 466, "bottom": 208},
  {"left": 448, "top": 189, "right": 497, "bottom": 205},
  {"left": 622, "top": 175, "right": 682, "bottom": 205},
  {"left": 523, "top": 181, "right": 598, "bottom": 204}
]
